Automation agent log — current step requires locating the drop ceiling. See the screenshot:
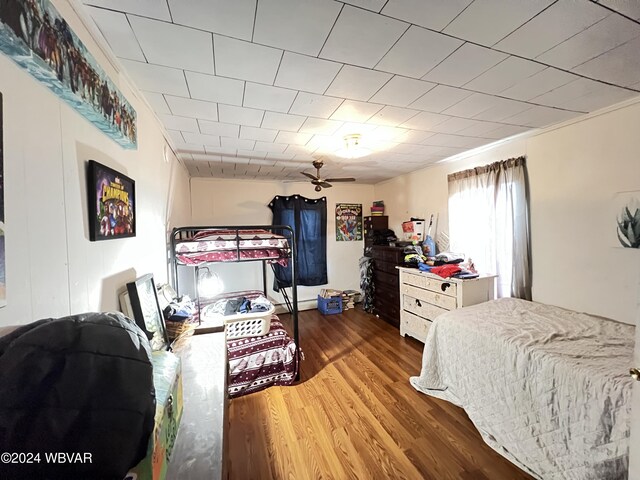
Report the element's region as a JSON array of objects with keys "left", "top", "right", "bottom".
[{"left": 81, "top": 0, "right": 640, "bottom": 183}]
